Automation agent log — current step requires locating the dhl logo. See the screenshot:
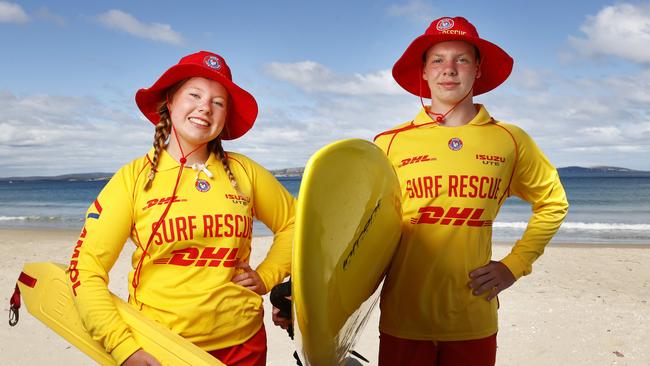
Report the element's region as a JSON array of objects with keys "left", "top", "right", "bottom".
[
  {"left": 410, "top": 206, "right": 492, "bottom": 227},
  {"left": 399, "top": 154, "right": 436, "bottom": 168},
  {"left": 142, "top": 196, "right": 187, "bottom": 210},
  {"left": 153, "top": 246, "right": 239, "bottom": 267}
]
